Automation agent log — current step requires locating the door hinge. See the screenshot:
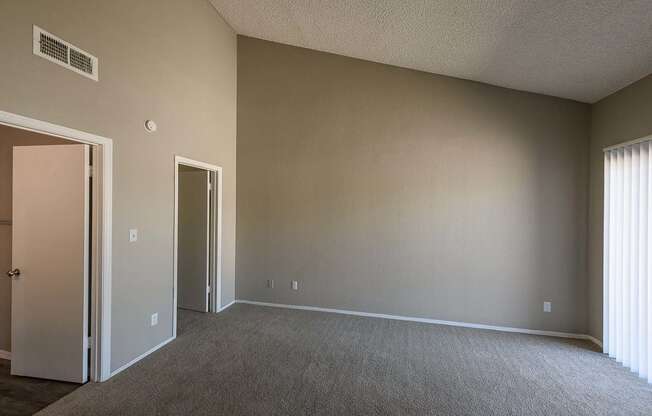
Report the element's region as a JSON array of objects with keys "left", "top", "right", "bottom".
[
  {"left": 208, "top": 182, "right": 213, "bottom": 191},
  {"left": 207, "top": 286, "right": 211, "bottom": 294},
  {"left": 87, "top": 336, "right": 93, "bottom": 350},
  {"left": 88, "top": 165, "right": 94, "bottom": 178}
]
